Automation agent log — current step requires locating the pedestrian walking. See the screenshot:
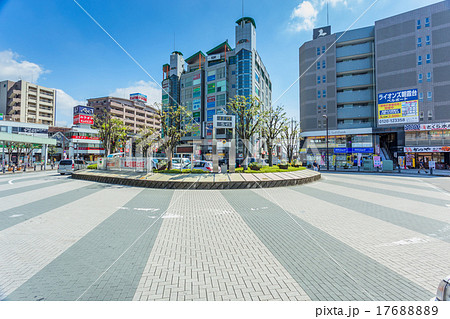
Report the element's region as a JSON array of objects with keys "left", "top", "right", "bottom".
[
  {"left": 418, "top": 159, "right": 428, "bottom": 174},
  {"left": 313, "top": 160, "right": 318, "bottom": 171}
]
